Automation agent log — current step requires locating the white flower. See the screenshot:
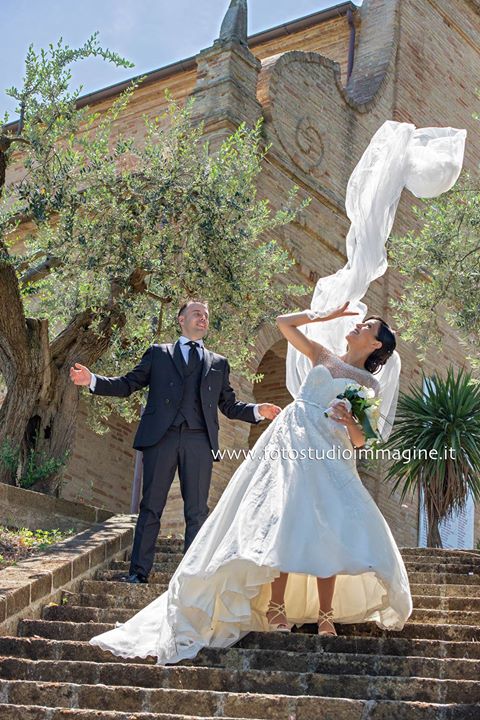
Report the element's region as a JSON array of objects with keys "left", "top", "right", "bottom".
[
  {"left": 344, "top": 382, "right": 361, "bottom": 393},
  {"left": 365, "top": 404, "right": 381, "bottom": 428},
  {"left": 356, "top": 386, "right": 375, "bottom": 400}
]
